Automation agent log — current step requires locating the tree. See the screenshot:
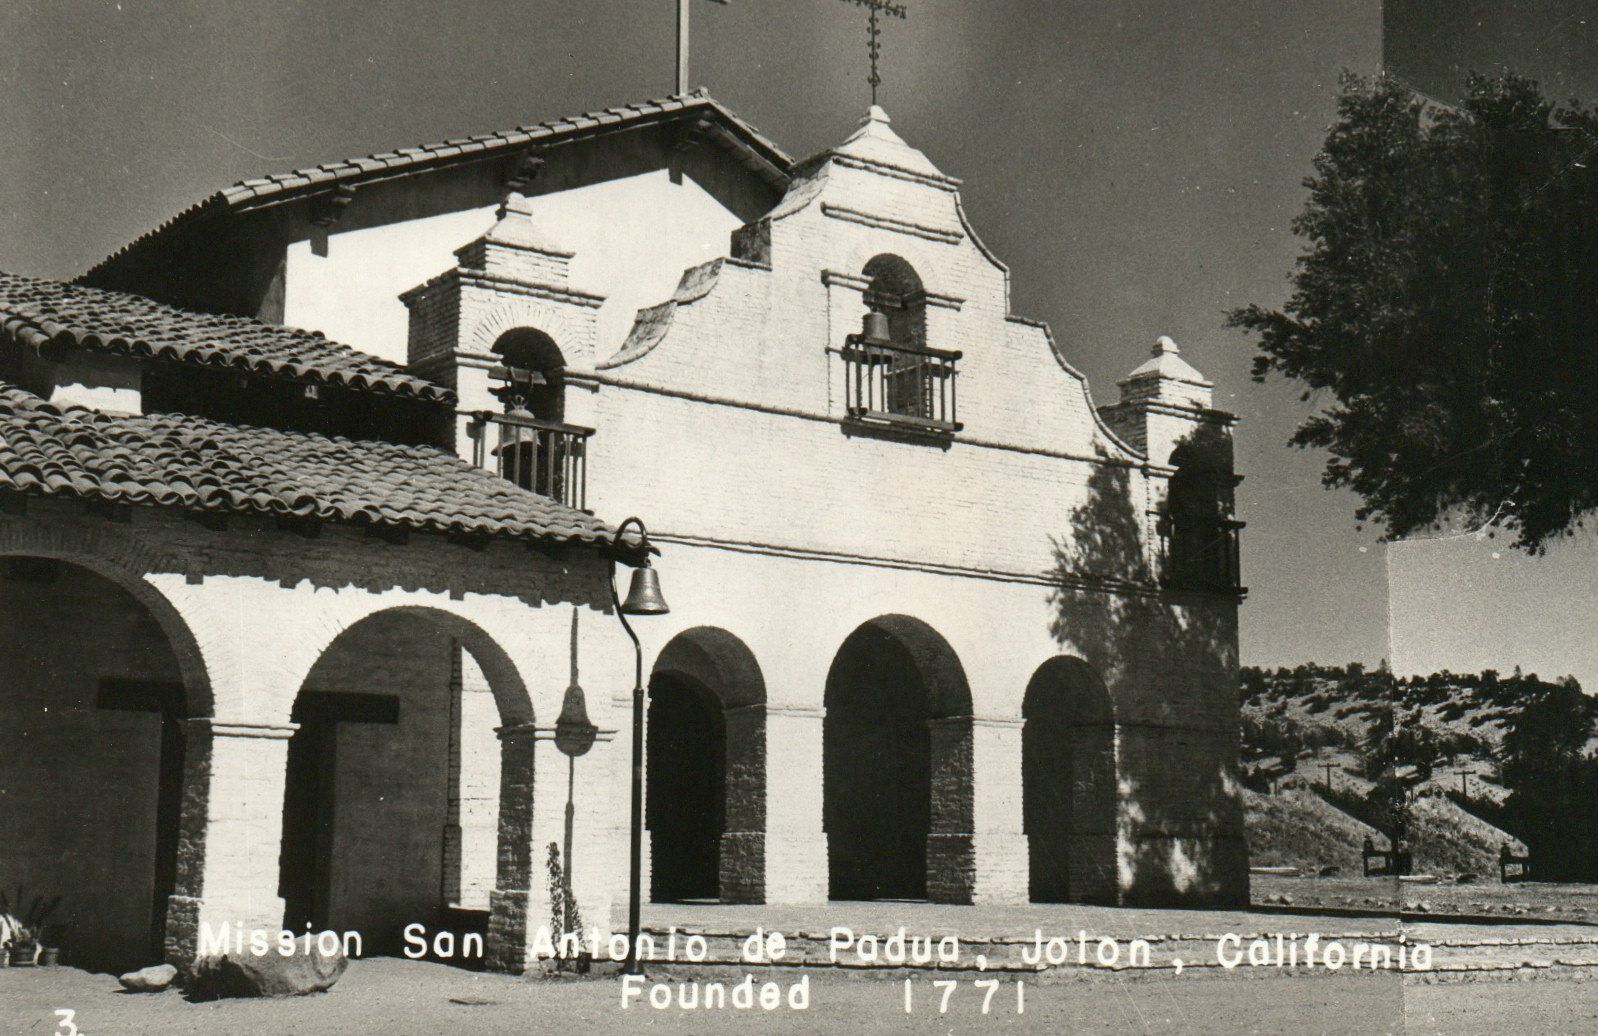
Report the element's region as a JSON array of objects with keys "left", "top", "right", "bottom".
[
  {"left": 1498, "top": 677, "right": 1598, "bottom": 881},
  {"left": 1230, "top": 73, "right": 1598, "bottom": 551}
]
